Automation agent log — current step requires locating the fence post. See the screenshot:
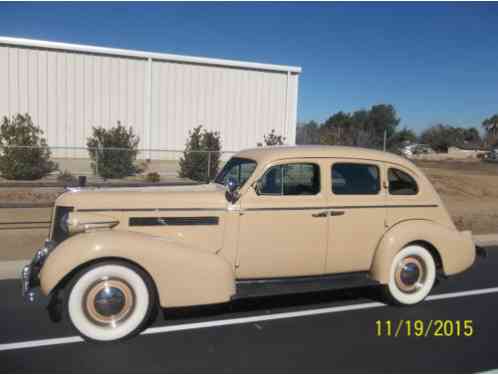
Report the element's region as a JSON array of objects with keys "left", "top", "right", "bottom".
[
  {"left": 207, "top": 151, "right": 211, "bottom": 183},
  {"left": 95, "top": 142, "right": 102, "bottom": 178},
  {"left": 95, "top": 148, "right": 99, "bottom": 178}
]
